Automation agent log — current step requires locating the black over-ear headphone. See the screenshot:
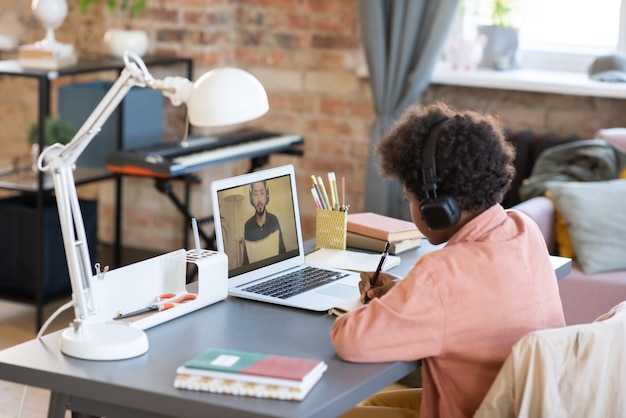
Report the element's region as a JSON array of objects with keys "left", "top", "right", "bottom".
[
  {"left": 420, "top": 120, "right": 461, "bottom": 230},
  {"left": 249, "top": 181, "right": 270, "bottom": 205}
]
